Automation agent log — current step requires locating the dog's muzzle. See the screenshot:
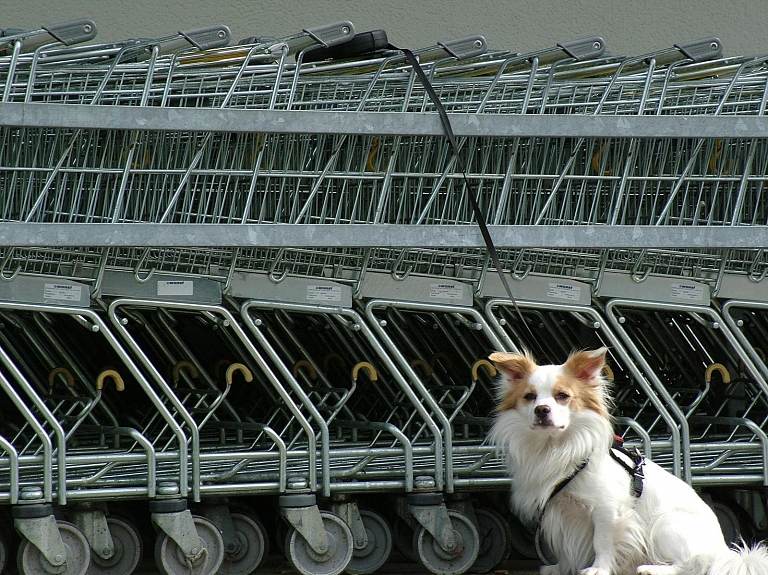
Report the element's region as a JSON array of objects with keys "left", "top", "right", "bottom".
[{"left": 533, "top": 404, "right": 554, "bottom": 426}]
